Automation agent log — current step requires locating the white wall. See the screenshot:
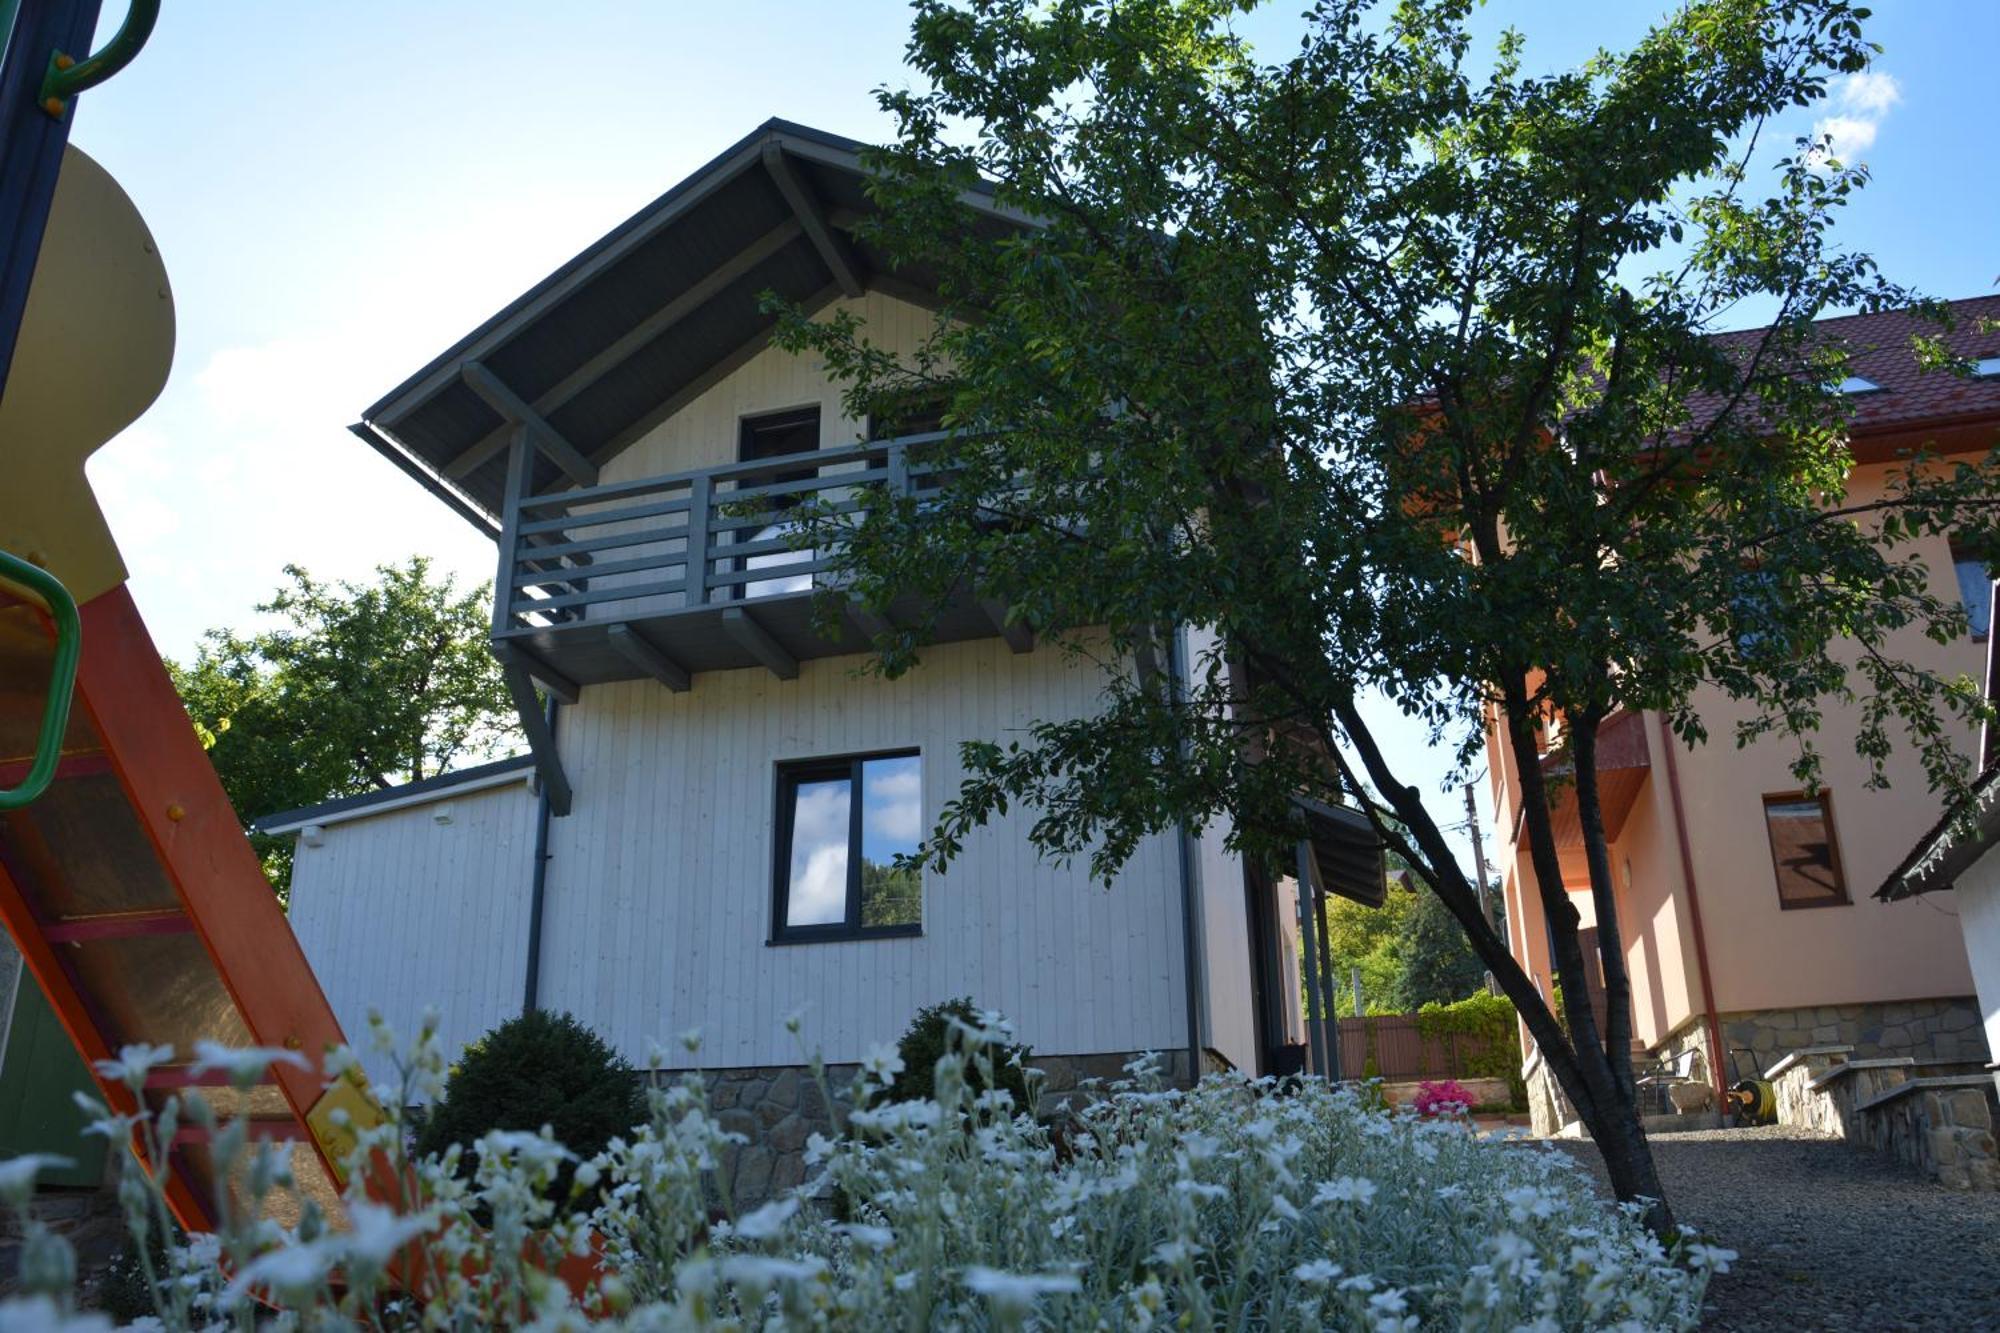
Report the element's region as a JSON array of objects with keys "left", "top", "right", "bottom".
[
  {"left": 287, "top": 780, "right": 539, "bottom": 1085},
  {"left": 1955, "top": 850, "right": 2000, "bottom": 1092},
  {"left": 537, "top": 634, "right": 1190, "bottom": 1070}
]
